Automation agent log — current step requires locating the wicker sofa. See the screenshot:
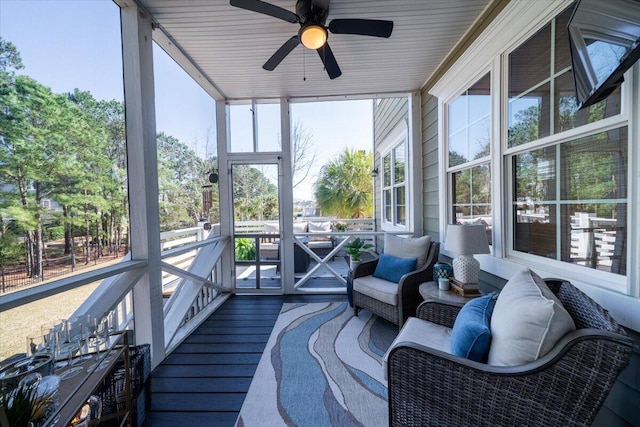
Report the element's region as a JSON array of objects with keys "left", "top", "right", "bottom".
[
  {"left": 352, "top": 237, "right": 440, "bottom": 328},
  {"left": 385, "top": 278, "right": 634, "bottom": 427}
]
